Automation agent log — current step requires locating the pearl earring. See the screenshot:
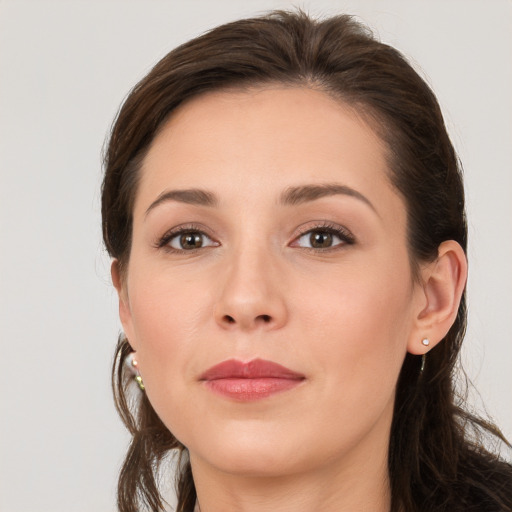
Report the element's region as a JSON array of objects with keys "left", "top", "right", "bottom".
[
  {"left": 126, "top": 352, "right": 145, "bottom": 391},
  {"left": 421, "top": 338, "right": 430, "bottom": 347}
]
